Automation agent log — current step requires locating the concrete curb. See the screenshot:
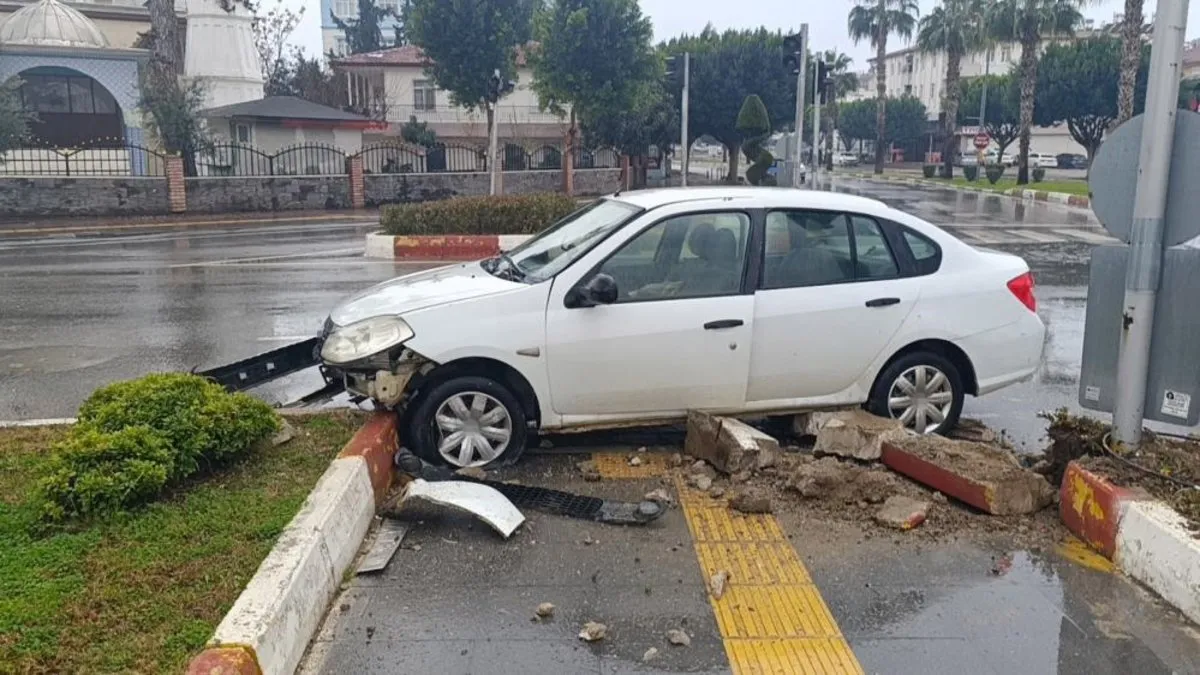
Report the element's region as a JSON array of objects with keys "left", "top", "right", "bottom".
[
  {"left": 841, "top": 172, "right": 1092, "bottom": 212},
  {"left": 185, "top": 411, "right": 399, "bottom": 675},
  {"left": 366, "top": 232, "right": 533, "bottom": 260},
  {"left": 1059, "top": 460, "right": 1200, "bottom": 625}
]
